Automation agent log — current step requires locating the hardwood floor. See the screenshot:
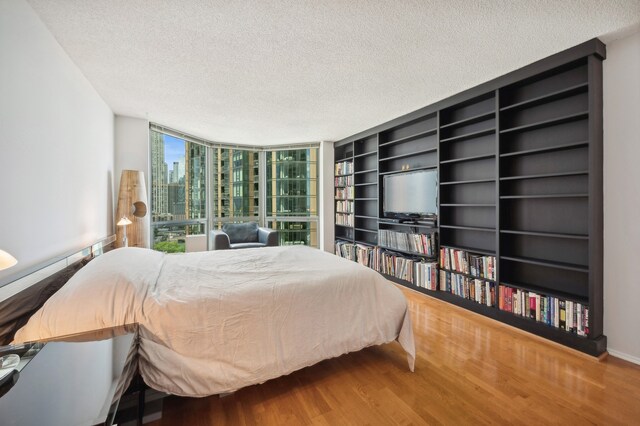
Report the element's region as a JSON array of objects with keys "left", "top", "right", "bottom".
[{"left": 148, "top": 286, "right": 640, "bottom": 425}]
